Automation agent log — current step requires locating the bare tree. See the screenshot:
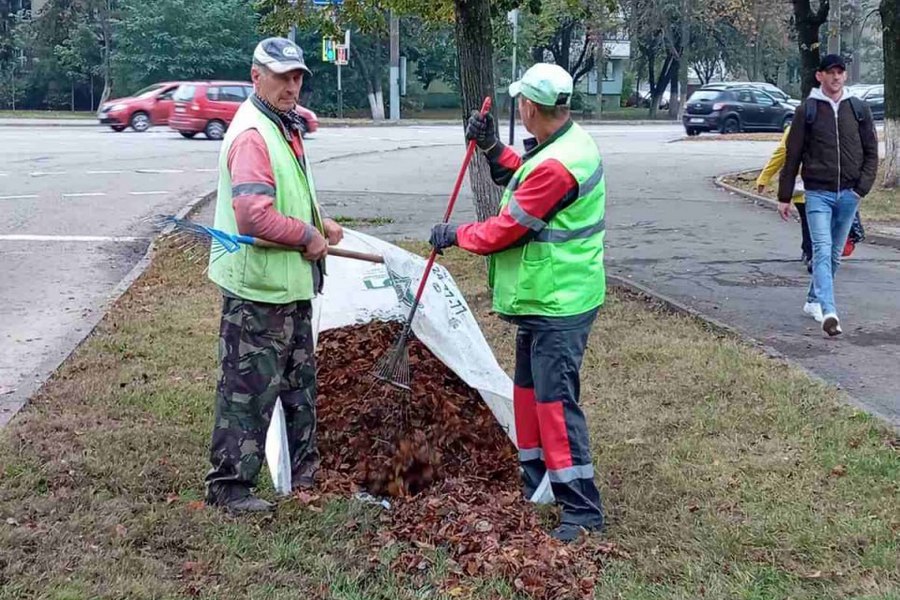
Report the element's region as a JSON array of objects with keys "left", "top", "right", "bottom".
[
  {"left": 791, "top": 0, "right": 830, "bottom": 97},
  {"left": 881, "top": 0, "right": 898, "bottom": 187}
]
